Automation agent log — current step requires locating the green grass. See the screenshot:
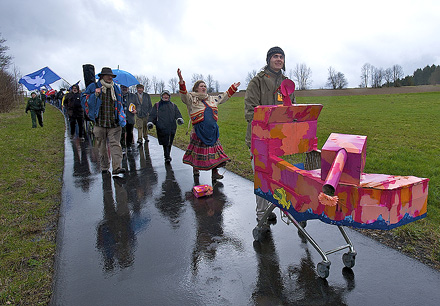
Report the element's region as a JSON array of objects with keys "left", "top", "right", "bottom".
[
  {"left": 1, "top": 91, "right": 439, "bottom": 304},
  {"left": 0, "top": 102, "right": 65, "bottom": 305}
]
